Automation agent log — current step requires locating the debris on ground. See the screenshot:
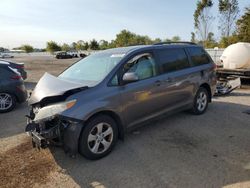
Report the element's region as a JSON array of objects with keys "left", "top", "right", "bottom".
[{"left": 215, "top": 76, "right": 241, "bottom": 96}]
